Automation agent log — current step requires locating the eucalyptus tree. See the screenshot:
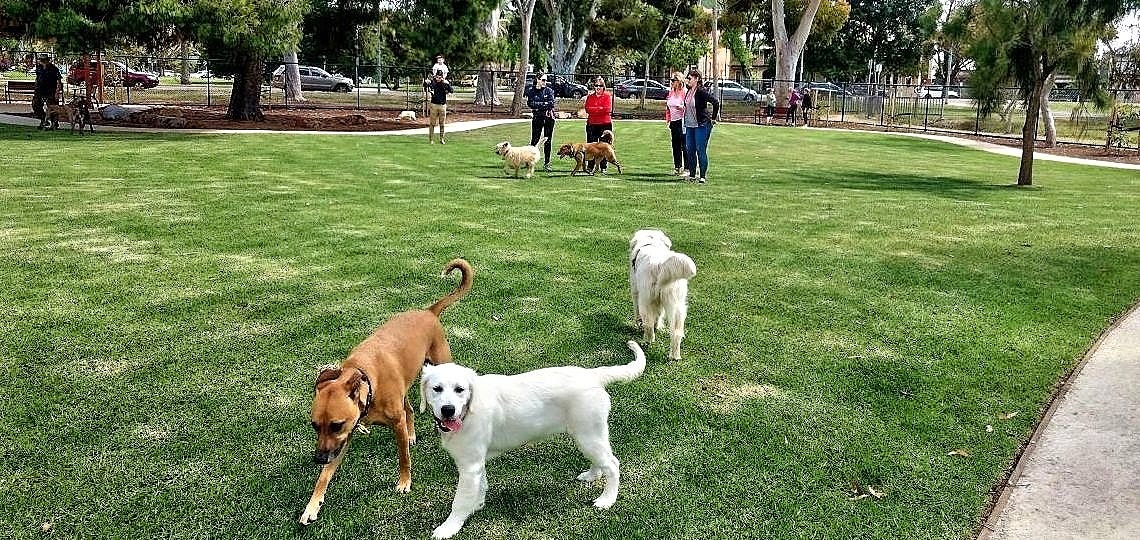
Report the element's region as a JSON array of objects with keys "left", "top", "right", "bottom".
[{"left": 968, "top": 0, "right": 1138, "bottom": 185}]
